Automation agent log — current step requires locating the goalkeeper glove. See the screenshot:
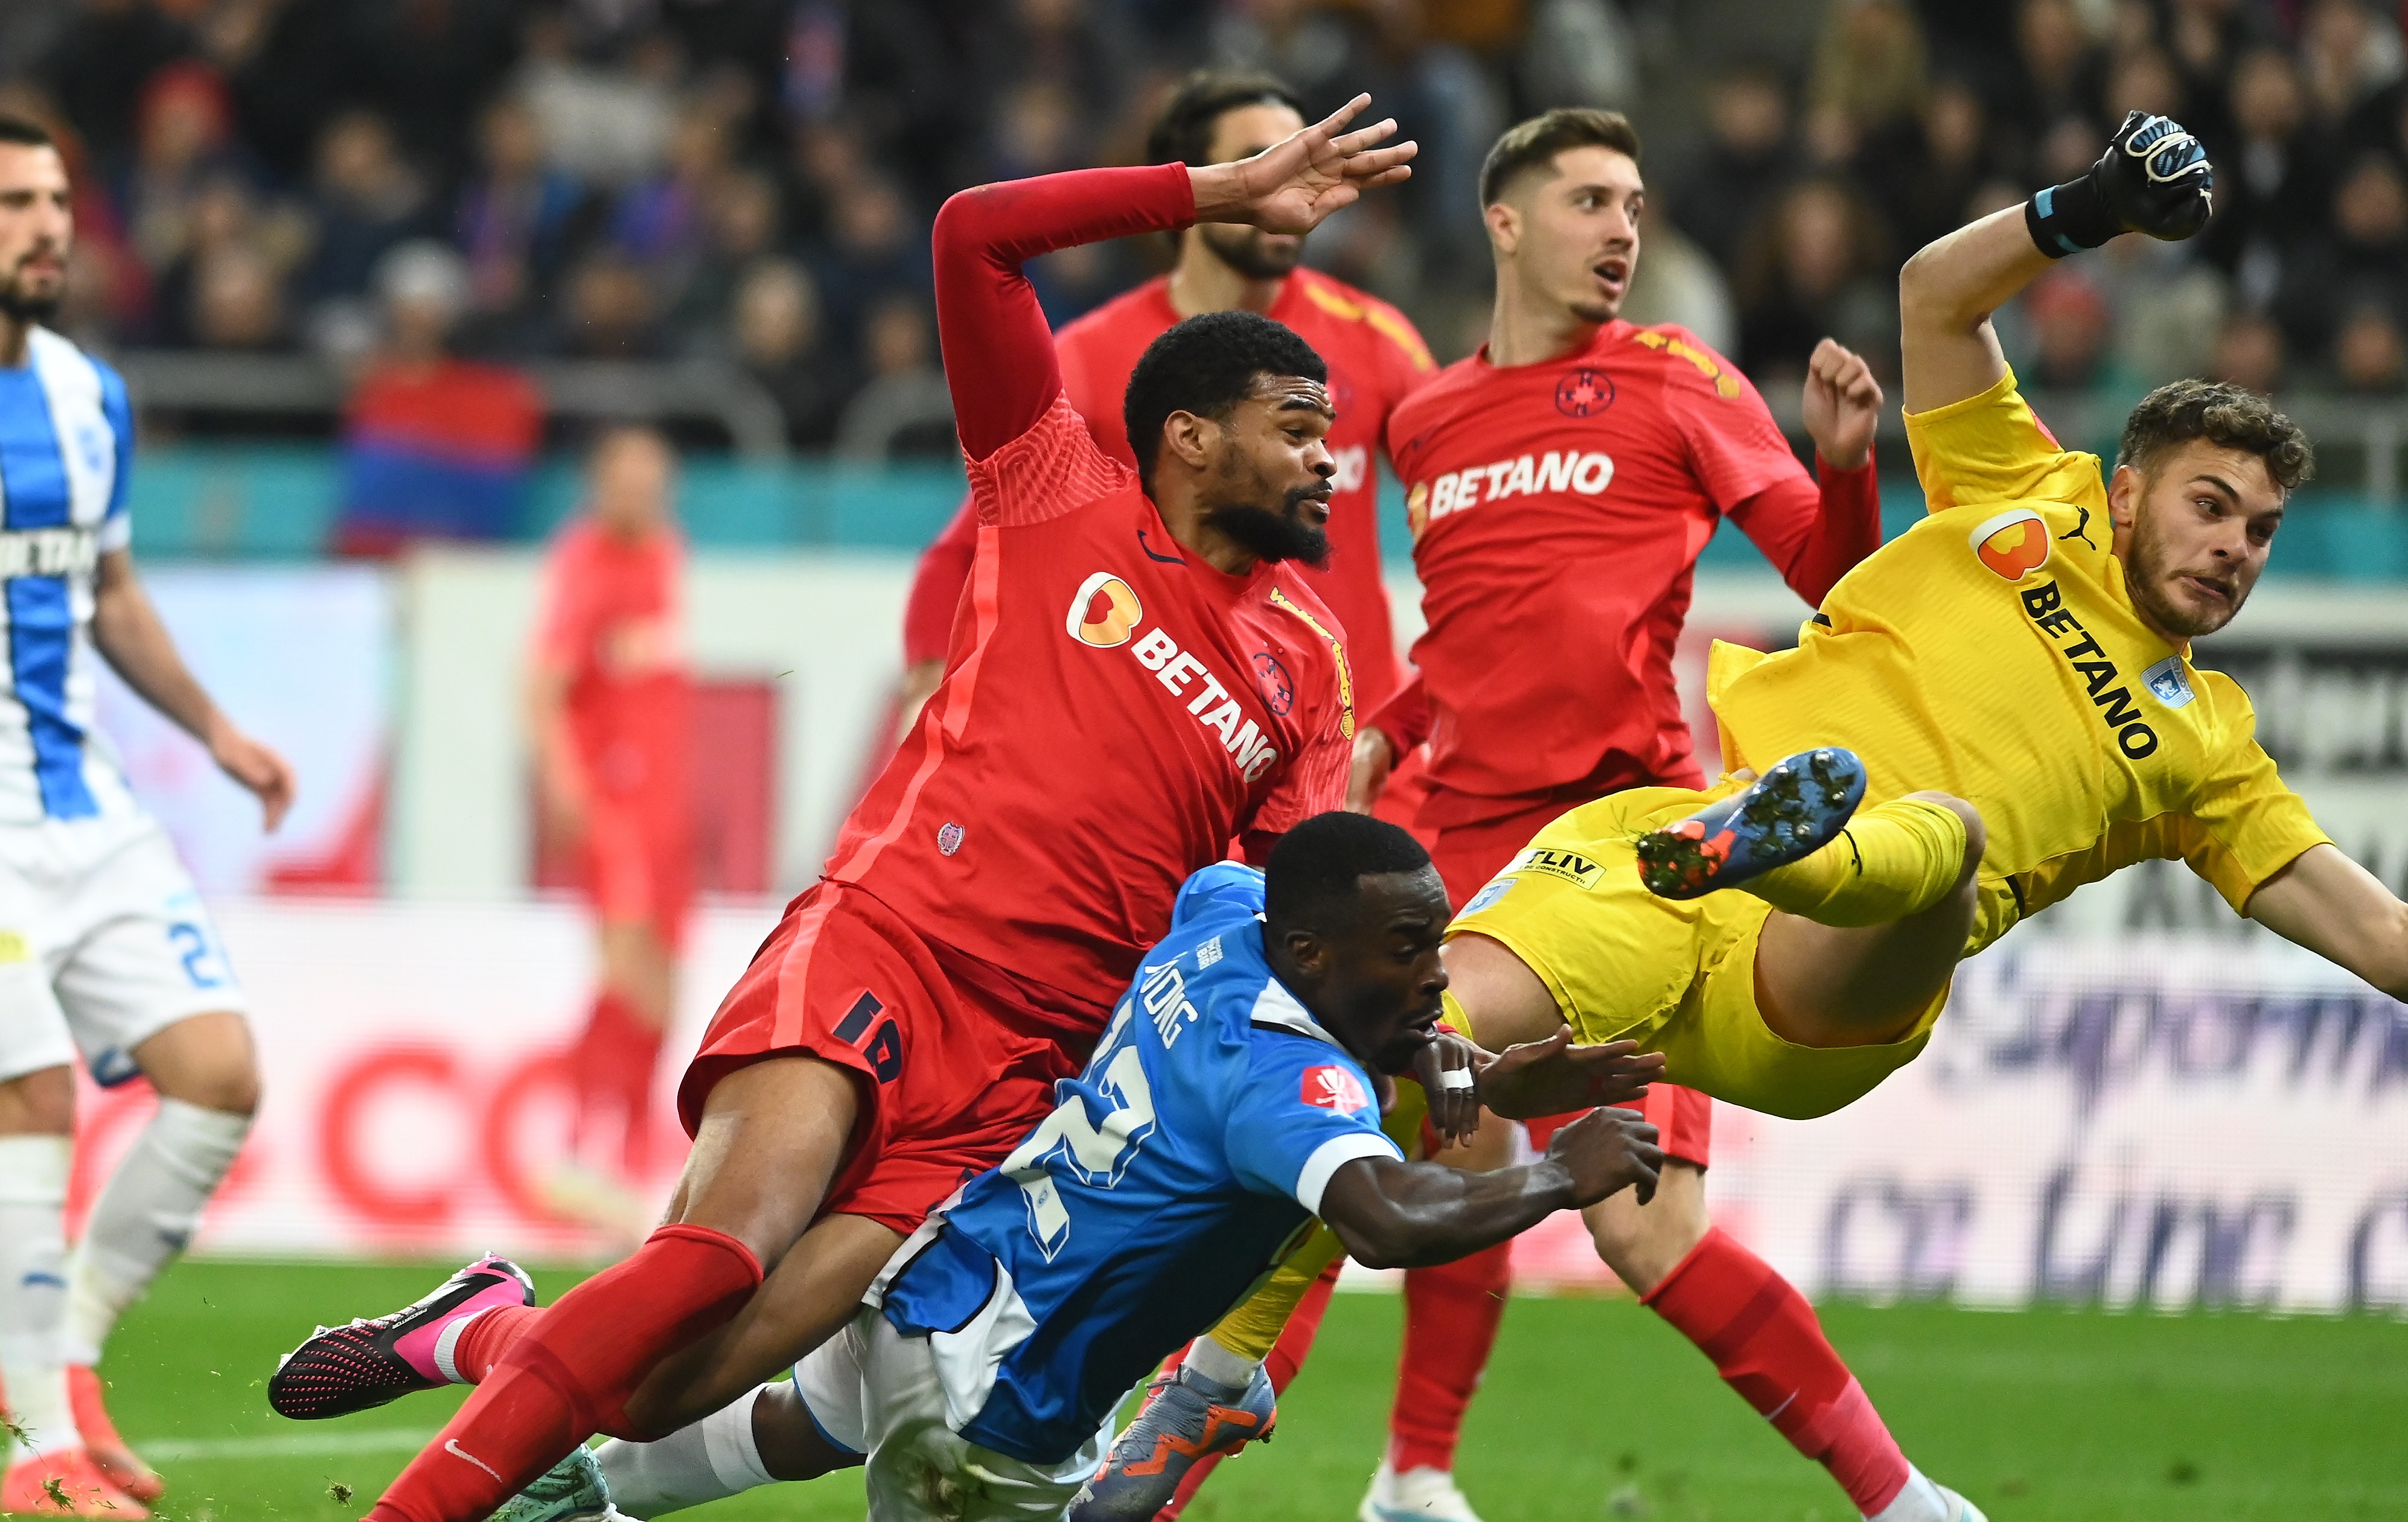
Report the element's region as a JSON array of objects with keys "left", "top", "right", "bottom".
[{"left": 2026, "top": 109, "right": 2214, "bottom": 258}]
